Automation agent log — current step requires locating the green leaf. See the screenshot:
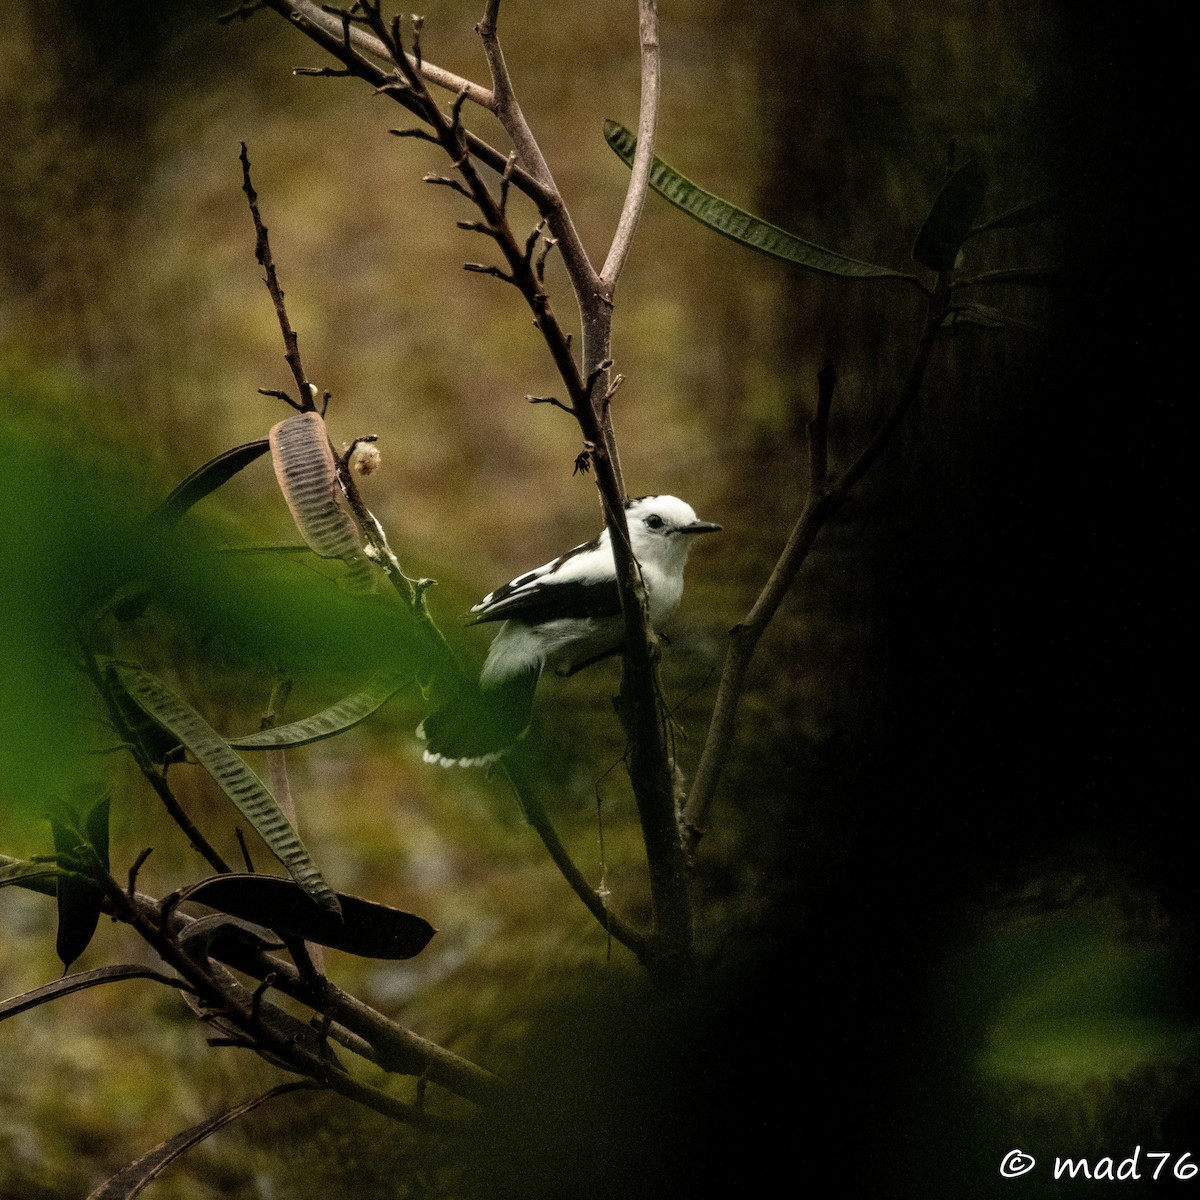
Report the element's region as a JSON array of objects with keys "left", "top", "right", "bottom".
[
  {"left": 183, "top": 873, "right": 436, "bottom": 959},
  {"left": 149, "top": 440, "right": 271, "bottom": 529},
  {"left": 969, "top": 192, "right": 1059, "bottom": 237},
  {"left": 912, "top": 159, "right": 989, "bottom": 270},
  {"left": 227, "top": 673, "right": 406, "bottom": 750},
  {"left": 0, "top": 855, "right": 62, "bottom": 894},
  {"left": 107, "top": 669, "right": 184, "bottom": 764},
  {"left": 51, "top": 795, "right": 110, "bottom": 969},
  {"left": 107, "top": 662, "right": 341, "bottom": 916},
  {"left": 603, "top": 120, "right": 913, "bottom": 282},
  {"left": 86, "top": 1083, "right": 313, "bottom": 1200},
  {"left": 1, "top": 964, "right": 182, "bottom": 1023}
]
